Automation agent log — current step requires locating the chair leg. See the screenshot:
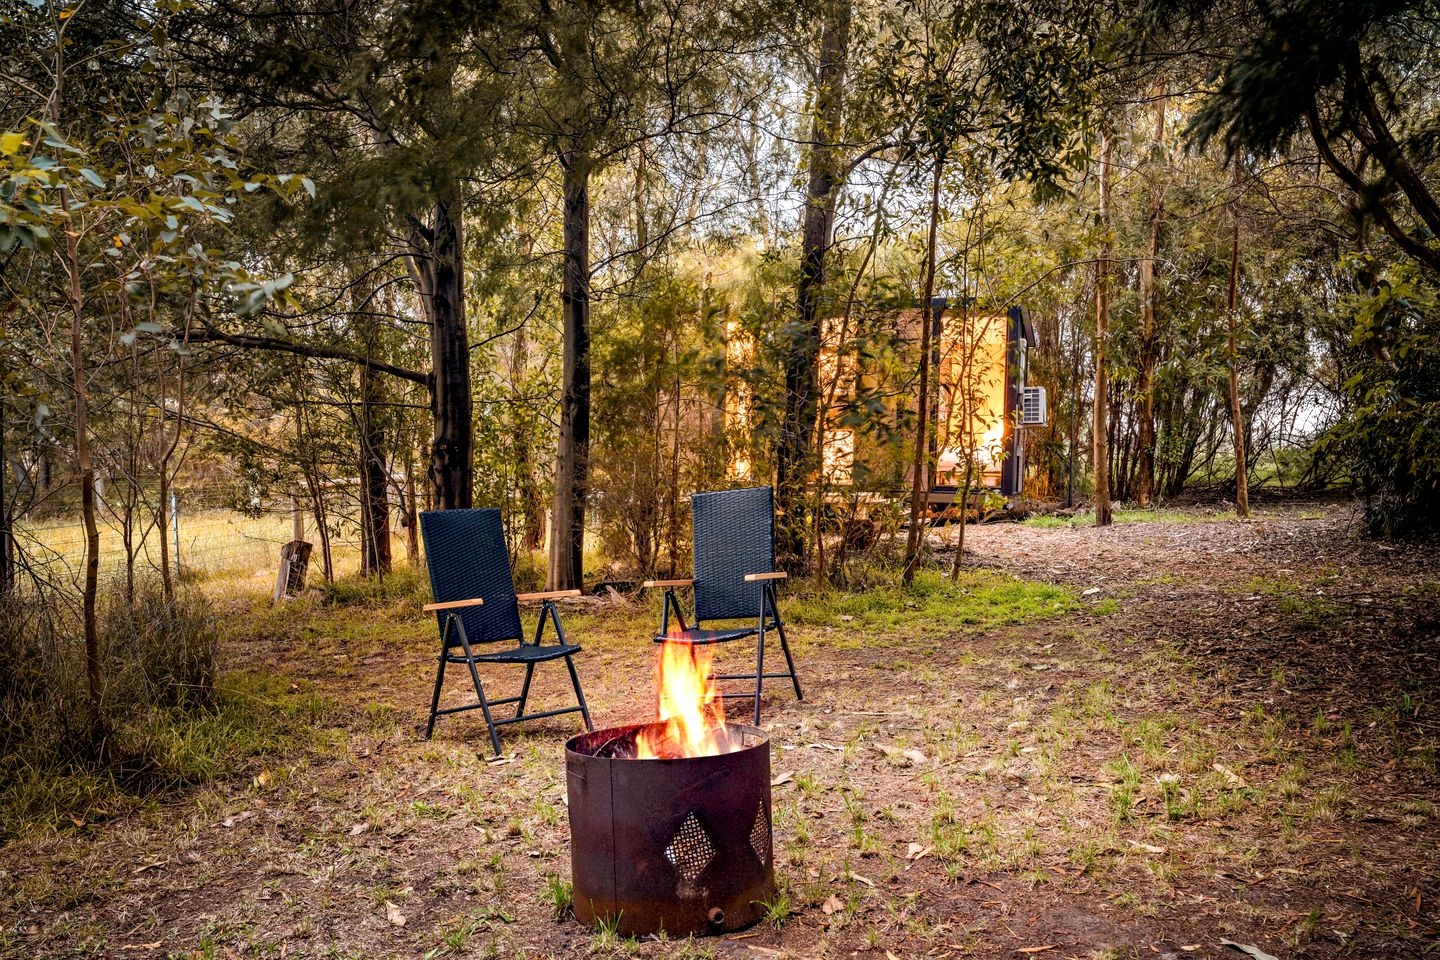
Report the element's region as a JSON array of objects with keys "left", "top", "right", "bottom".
[
  {"left": 455, "top": 632, "right": 502, "bottom": 757},
  {"left": 424, "top": 640, "right": 448, "bottom": 740},
  {"left": 770, "top": 586, "right": 803, "bottom": 700},
  {"left": 753, "top": 615, "right": 766, "bottom": 725},
  {"left": 564, "top": 653, "right": 593, "bottom": 731},
  {"left": 516, "top": 663, "right": 536, "bottom": 719}
]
